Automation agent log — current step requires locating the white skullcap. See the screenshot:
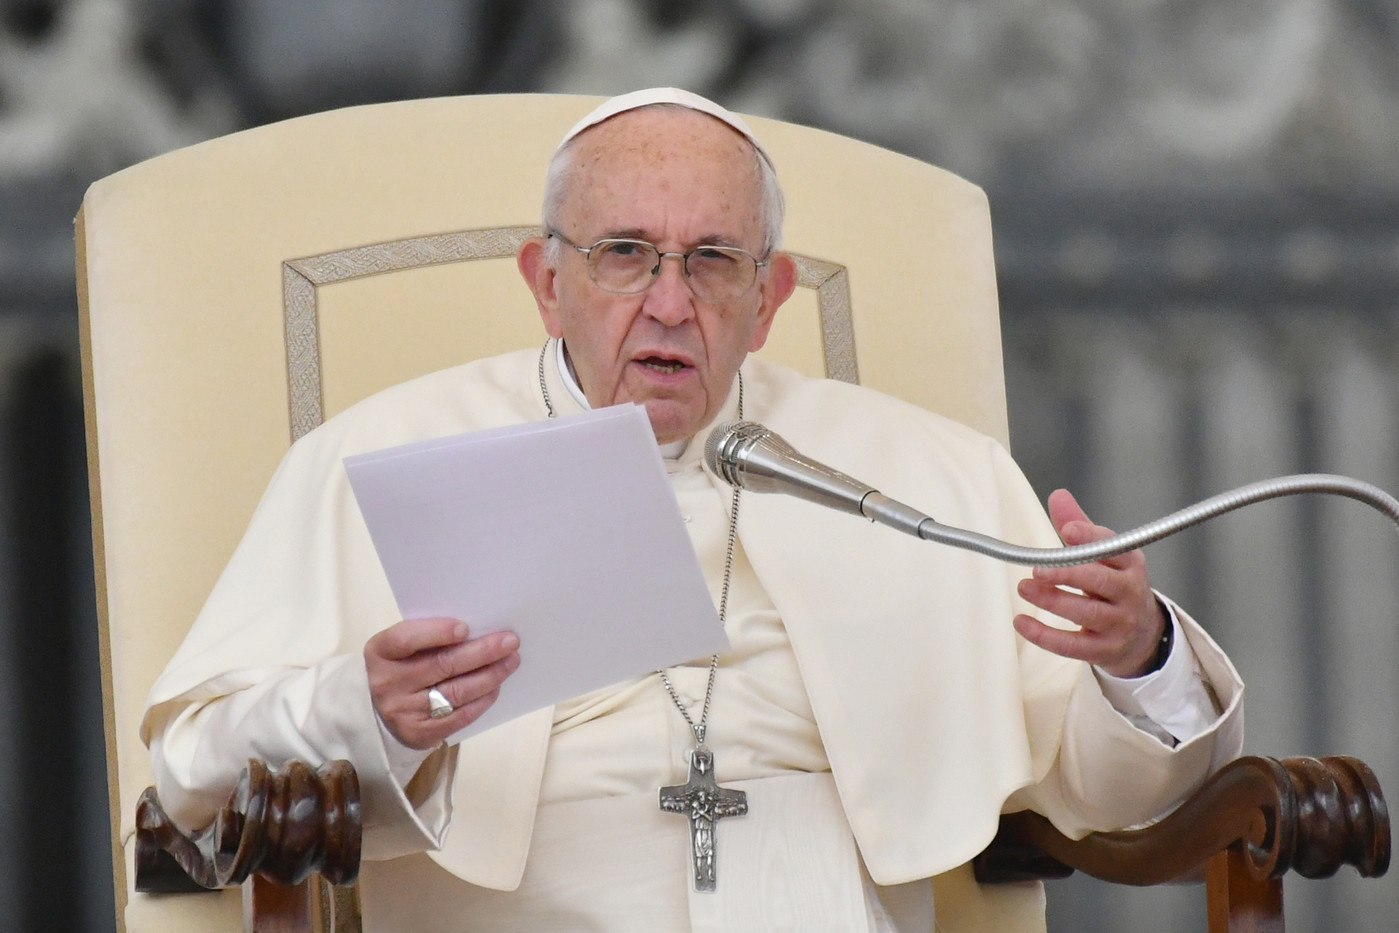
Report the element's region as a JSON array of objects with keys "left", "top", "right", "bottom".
[{"left": 556, "top": 87, "right": 774, "bottom": 168}]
